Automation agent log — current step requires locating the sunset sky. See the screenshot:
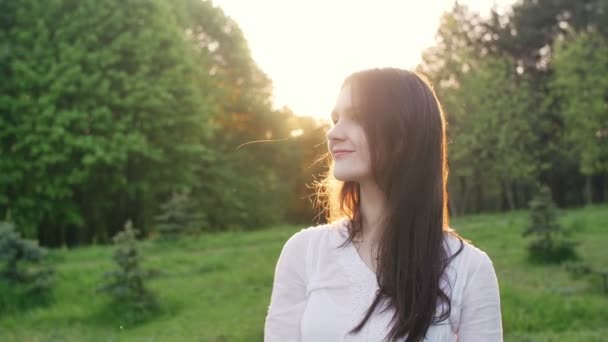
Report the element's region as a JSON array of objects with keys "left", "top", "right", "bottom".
[{"left": 212, "top": 0, "right": 515, "bottom": 120}]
